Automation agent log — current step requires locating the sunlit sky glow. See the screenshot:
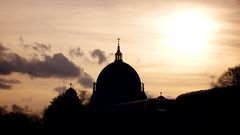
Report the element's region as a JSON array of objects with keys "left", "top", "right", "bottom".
[
  {"left": 1, "top": 0, "right": 240, "bottom": 110},
  {"left": 162, "top": 9, "right": 217, "bottom": 55}
]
